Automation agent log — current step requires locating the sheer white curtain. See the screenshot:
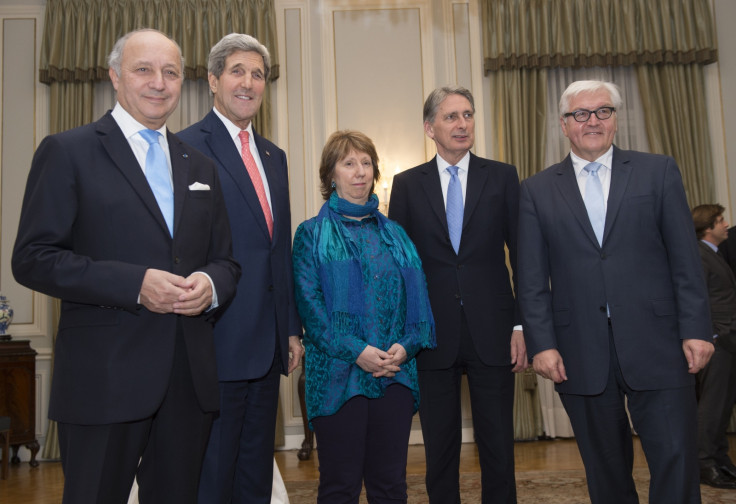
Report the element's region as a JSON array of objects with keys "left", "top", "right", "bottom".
[
  {"left": 93, "top": 79, "right": 213, "bottom": 132},
  {"left": 539, "top": 66, "right": 649, "bottom": 438}
]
